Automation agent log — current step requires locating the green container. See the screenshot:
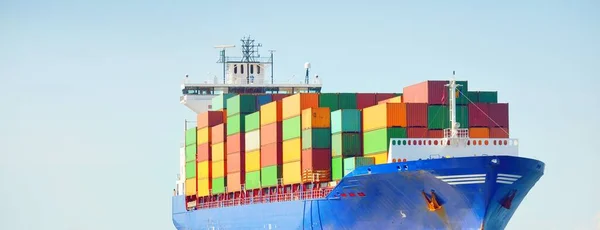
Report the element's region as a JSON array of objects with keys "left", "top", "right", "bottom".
[
  {"left": 227, "top": 113, "right": 245, "bottom": 136},
  {"left": 185, "top": 145, "right": 196, "bottom": 162},
  {"left": 338, "top": 93, "right": 357, "bottom": 109},
  {"left": 332, "top": 156, "right": 343, "bottom": 180},
  {"left": 302, "top": 128, "right": 332, "bottom": 149},
  {"left": 331, "top": 133, "right": 361, "bottom": 157},
  {"left": 212, "top": 177, "right": 226, "bottom": 194},
  {"left": 467, "top": 91, "right": 479, "bottom": 103},
  {"left": 185, "top": 127, "right": 197, "bottom": 146},
  {"left": 478, "top": 91, "right": 498, "bottom": 103},
  {"left": 261, "top": 165, "right": 282, "bottom": 187},
  {"left": 245, "top": 111, "right": 260, "bottom": 132},
  {"left": 331, "top": 109, "right": 361, "bottom": 134},
  {"left": 363, "top": 127, "right": 407, "bottom": 154},
  {"left": 211, "top": 93, "right": 236, "bottom": 111},
  {"left": 185, "top": 161, "right": 196, "bottom": 179},
  {"left": 245, "top": 171, "right": 261, "bottom": 189},
  {"left": 344, "top": 156, "right": 375, "bottom": 176},
  {"left": 227, "top": 95, "right": 257, "bottom": 117},
  {"left": 455, "top": 81, "right": 469, "bottom": 105},
  {"left": 282, "top": 116, "right": 301, "bottom": 141},
  {"left": 428, "top": 105, "right": 450, "bottom": 129},
  {"left": 456, "top": 105, "right": 469, "bottom": 128},
  {"left": 319, "top": 93, "right": 339, "bottom": 111}
]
